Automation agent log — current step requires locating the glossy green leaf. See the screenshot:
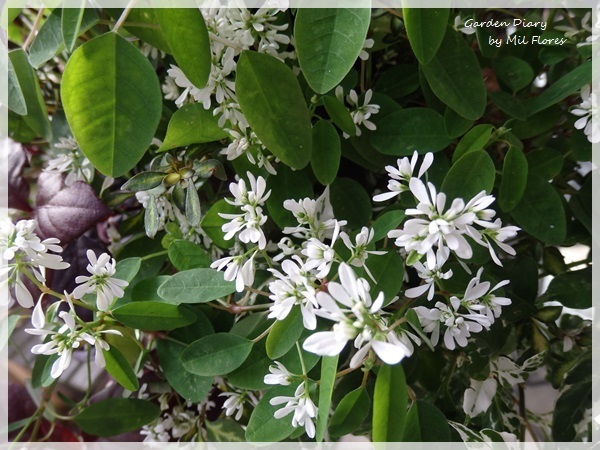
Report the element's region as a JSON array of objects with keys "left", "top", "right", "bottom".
[
  {"left": 508, "top": 106, "right": 562, "bottom": 140},
  {"left": 452, "top": 124, "right": 494, "bottom": 163},
  {"left": 373, "top": 363, "right": 408, "bottom": 442},
  {"left": 403, "top": 8, "right": 449, "bottom": 64},
  {"left": 158, "top": 103, "right": 228, "bottom": 151},
  {"left": 9, "top": 49, "right": 52, "bottom": 140},
  {"left": 499, "top": 146, "right": 528, "bottom": 212},
  {"left": 444, "top": 107, "right": 473, "bottom": 138},
  {"left": 156, "top": 7, "right": 211, "bottom": 89},
  {"left": 114, "top": 257, "right": 142, "bottom": 284},
  {"left": 61, "top": 33, "right": 162, "bottom": 177},
  {"left": 552, "top": 382, "right": 592, "bottom": 441},
  {"left": 526, "top": 149, "right": 563, "bottom": 180},
  {"left": 511, "top": 174, "right": 566, "bottom": 245},
  {"left": 316, "top": 355, "right": 339, "bottom": 442},
  {"left": 371, "top": 108, "right": 450, "bottom": 156},
  {"left": 131, "top": 276, "right": 170, "bottom": 302},
  {"left": 295, "top": 8, "right": 370, "bottom": 94},
  {"left": 489, "top": 91, "right": 527, "bottom": 121},
  {"left": 441, "top": 151, "right": 495, "bottom": 201},
  {"left": 322, "top": 95, "right": 356, "bottom": 136},
  {"left": 246, "top": 385, "right": 297, "bottom": 441},
  {"left": 330, "top": 178, "right": 372, "bottom": 228},
  {"left": 365, "top": 251, "right": 404, "bottom": 304},
  {"left": 493, "top": 56, "right": 534, "bottom": 92},
  {"left": 157, "top": 268, "right": 236, "bottom": 304},
  {"left": 112, "top": 302, "right": 196, "bottom": 331},
  {"left": 28, "top": 9, "right": 64, "bottom": 69},
  {"left": 403, "top": 400, "right": 450, "bottom": 441},
  {"left": 181, "top": 333, "right": 253, "bottom": 376},
  {"left": 103, "top": 345, "right": 139, "bottom": 391},
  {"left": 329, "top": 387, "right": 370, "bottom": 437},
  {"left": 266, "top": 307, "right": 304, "bottom": 359},
  {"left": 540, "top": 267, "right": 591, "bottom": 309},
  {"left": 201, "top": 199, "right": 239, "bottom": 248},
  {"left": 74, "top": 398, "right": 160, "bottom": 437},
  {"left": 265, "top": 165, "right": 313, "bottom": 229},
  {"left": 122, "top": 171, "right": 165, "bottom": 192},
  {"left": 62, "top": 6, "right": 85, "bottom": 52},
  {"left": 527, "top": 61, "right": 592, "bottom": 115},
  {"left": 311, "top": 120, "right": 341, "bottom": 186},
  {"left": 421, "top": 27, "right": 487, "bottom": 120},
  {"left": 371, "top": 210, "right": 405, "bottom": 243},
  {"left": 236, "top": 51, "right": 312, "bottom": 169},
  {"left": 168, "top": 239, "right": 211, "bottom": 270},
  {"left": 7, "top": 56, "right": 26, "bottom": 115},
  {"left": 106, "top": 8, "right": 170, "bottom": 53}
]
